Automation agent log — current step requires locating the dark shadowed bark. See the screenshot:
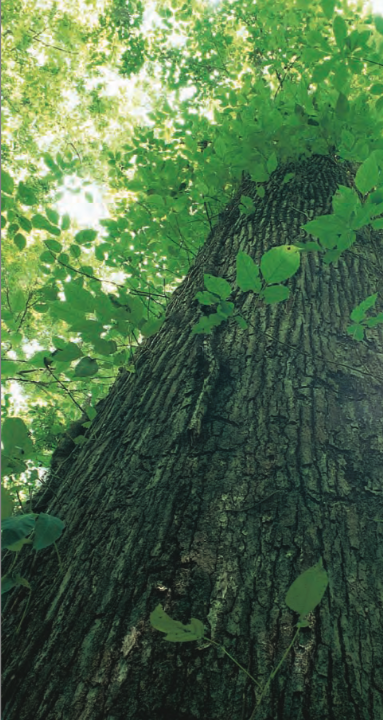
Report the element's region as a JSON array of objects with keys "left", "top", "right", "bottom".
[{"left": 2, "top": 154, "right": 383, "bottom": 720}]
